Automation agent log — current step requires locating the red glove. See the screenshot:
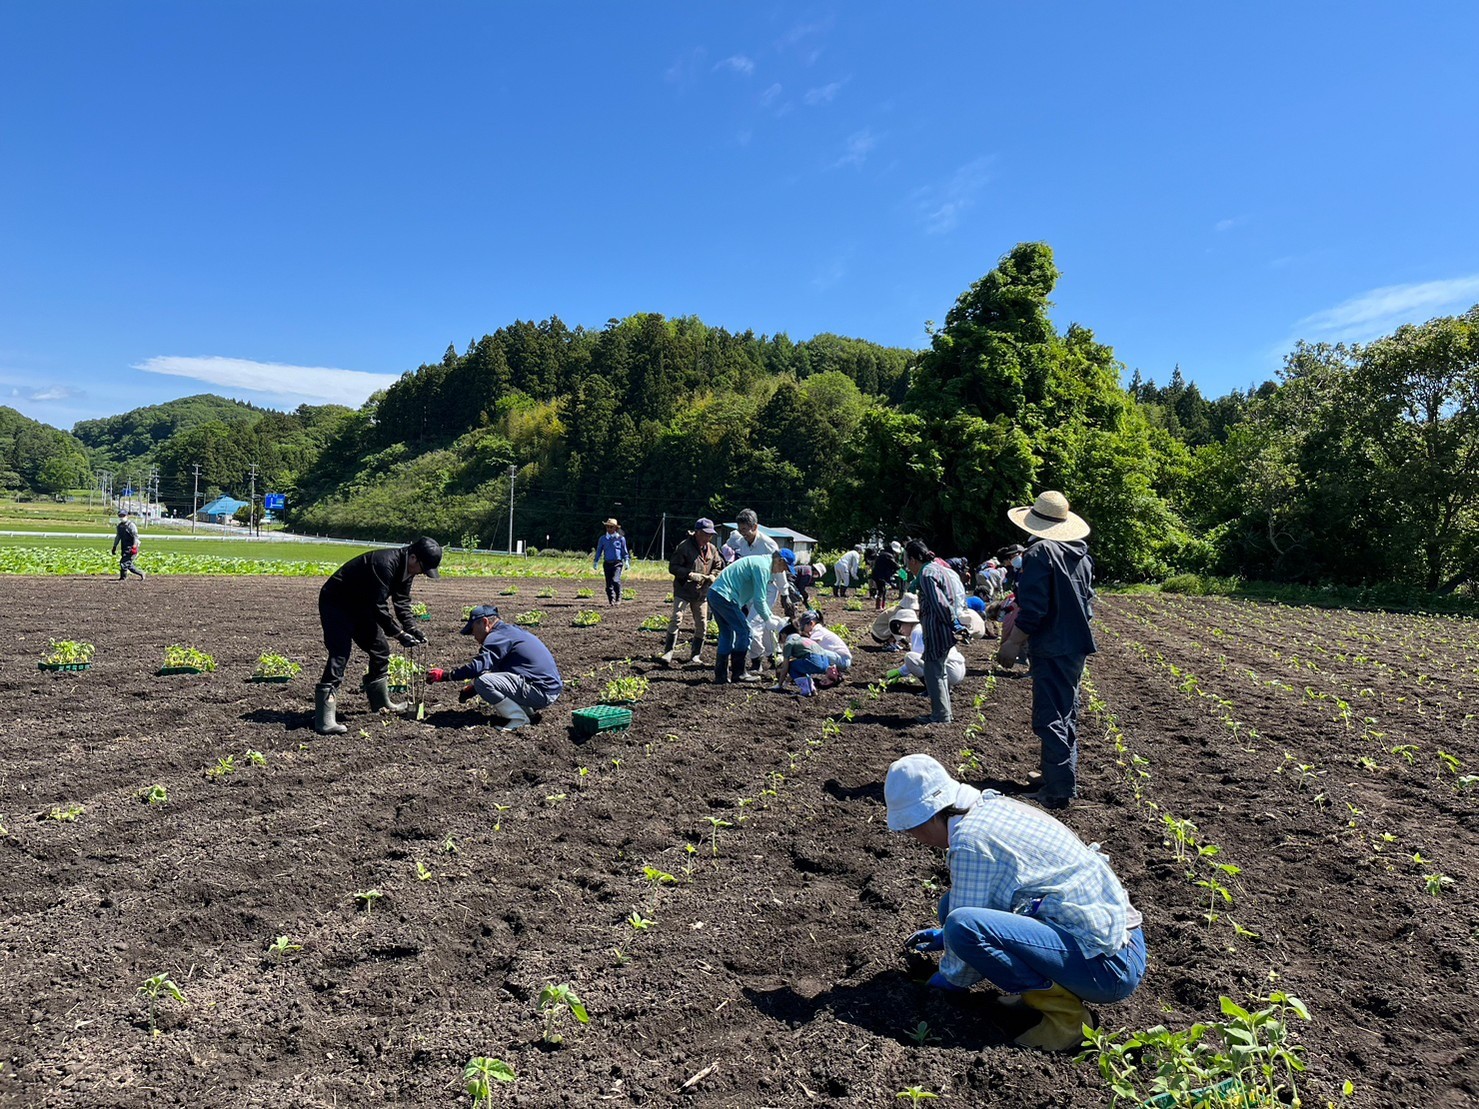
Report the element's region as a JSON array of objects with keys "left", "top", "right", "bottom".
[
  {"left": 458, "top": 685, "right": 478, "bottom": 703},
  {"left": 426, "top": 668, "right": 446, "bottom": 683},
  {"left": 130, "top": 546, "right": 139, "bottom": 555}
]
